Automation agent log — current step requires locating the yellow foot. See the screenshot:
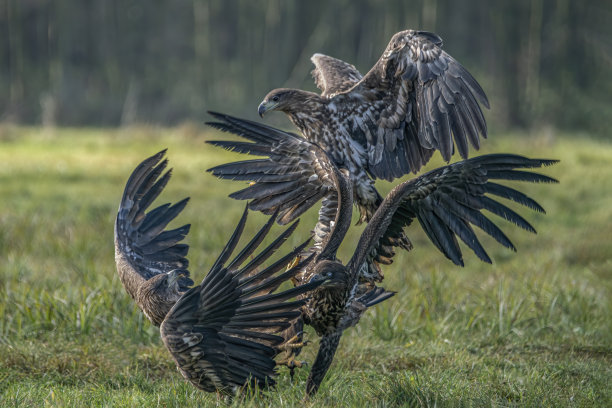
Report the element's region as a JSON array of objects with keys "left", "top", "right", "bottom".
[
  {"left": 286, "top": 255, "right": 302, "bottom": 271},
  {"left": 283, "top": 339, "right": 311, "bottom": 350},
  {"left": 285, "top": 255, "right": 302, "bottom": 286},
  {"left": 280, "top": 331, "right": 311, "bottom": 351},
  {"left": 277, "top": 356, "right": 308, "bottom": 380}
]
